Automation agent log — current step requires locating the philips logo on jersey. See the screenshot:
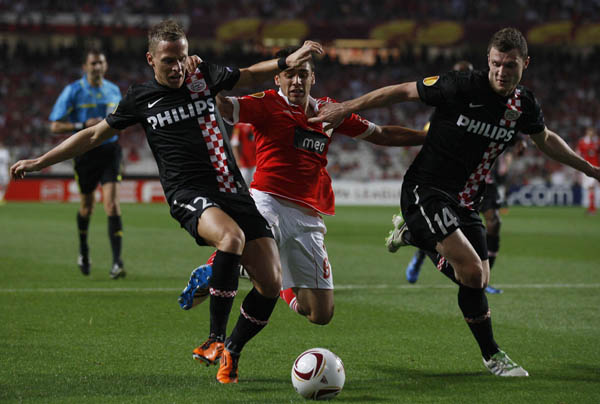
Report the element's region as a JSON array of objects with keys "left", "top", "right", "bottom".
[
  {"left": 294, "top": 127, "right": 328, "bottom": 155},
  {"left": 456, "top": 114, "right": 514, "bottom": 142},
  {"left": 146, "top": 98, "right": 215, "bottom": 129}
]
